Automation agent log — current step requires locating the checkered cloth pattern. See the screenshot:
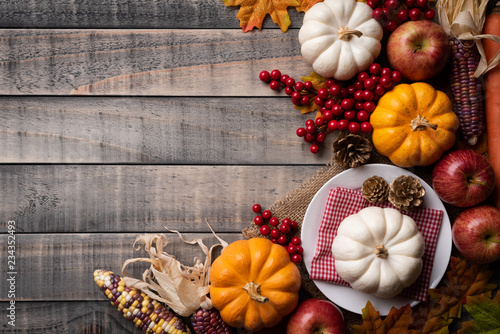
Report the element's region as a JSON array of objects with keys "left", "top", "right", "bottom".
[{"left": 310, "top": 187, "right": 443, "bottom": 302}]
